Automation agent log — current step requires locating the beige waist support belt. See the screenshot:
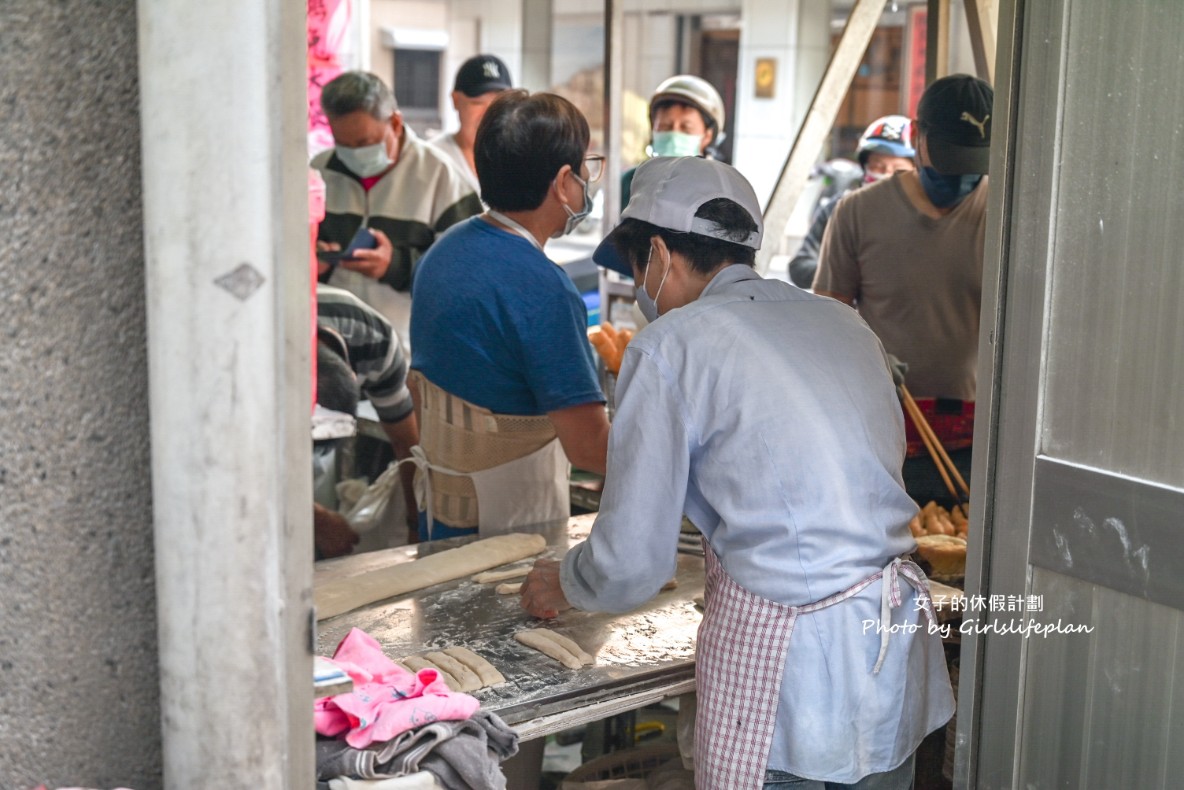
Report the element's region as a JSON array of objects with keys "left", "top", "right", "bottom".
[{"left": 410, "top": 371, "right": 557, "bottom": 528}]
